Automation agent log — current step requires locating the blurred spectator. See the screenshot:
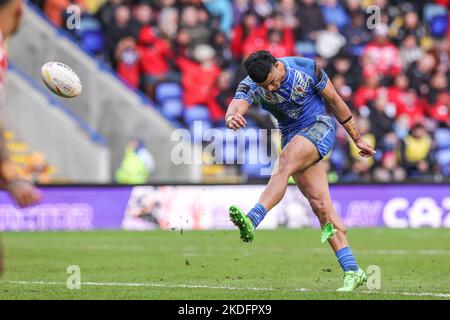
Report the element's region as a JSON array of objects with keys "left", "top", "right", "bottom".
[
  {"left": 212, "top": 31, "right": 233, "bottom": 68},
  {"left": 342, "top": 158, "right": 372, "bottom": 182},
  {"left": 21, "top": 152, "right": 54, "bottom": 184},
  {"left": 342, "top": 11, "right": 370, "bottom": 57},
  {"left": 115, "top": 139, "right": 155, "bottom": 184},
  {"left": 399, "top": 34, "right": 424, "bottom": 69},
  {"left": 369, "top": 94, "right": 395, "bottom": 141},
  {"left": 373, "top": 151, "right": 406, "bottom": 182},
  {"left": 353, "top": 72, "right": 381, "bottom": 110},
  {"left": 231, "top": 0, "right": 250, "bottom": 26},
  {"left": 177, "top": 44, "right": 223, "bottom": 122},
  {"left": 203, "top": 0, "right": 233, "bottom": 34},
  {"left": 180, "top": 5, "right": 213, "bottom": 48},
  {"left": 214, "top": 70, "right": 234, "bottom": 114},
  {"left": 130, "top": 1, "right": 154, "bottom": 37},
  {"left": 429, "top": 91, "right": 450, "bottom": 124},
  {"left": 327, "top": 54, "right": 361, "bottom": 91},
  {"left": 401, "top": 124, "right": 433, "bottom": 178},
  {"left": 361, "top": 24, "right": 402, "bottom": 80},
  {"left": 115, "top": 36, "right": 140, "bottom": 88},
  {"left": 104, "top": 4, "right": 134, "bottom": 65},
  {"left": 320, "top": 0, "right": 350, "bottom": 32},
  {"left": 391, "top": 10, "right": 430, "bottom": 48},
  {"left": 96, "top": 0, "right": 125, "bottom": 45},
  {"left": 296, "top": 0, "right": 326, "bottom": 42},
  {"left": 406, "top": 52, "right": 437, "bottom": 96},
  {"left": 230, "top": 11, "right": 259, "bottom": 60},
  {"left": 315, "top": 24, "right": 346, "bottom": 59},
  {"left": 242, "top": 12, "right": 294, "bottom": 58},
  {"left": 331, "top": 74, "right": 352, "bottom": 104},
  {"left": 429, "top": 71, "right": 448, "bottom": 104},
  {"left": 158, "top": 6, "right": 179, "bottom": 39},
  {"left": 251, "top": 0, "right": 273, "bottom": 20},
  {"left": 275, "top": 0, "right": 300, "bottom": 29},
  {"left": 388, "top": 73, "right": 426, "bottom": 125},
  {"left": 137, "top": 26, "right": 174, "bottom": 98},
  {"left": 44, "top": 0, "right": 70, "bottom": 27}
]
